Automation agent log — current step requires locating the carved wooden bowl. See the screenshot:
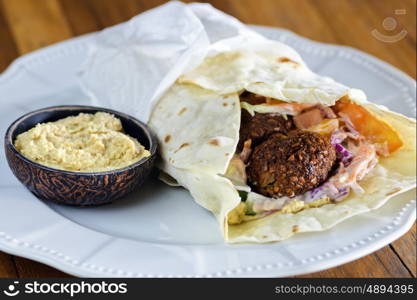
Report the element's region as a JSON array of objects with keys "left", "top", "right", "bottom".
[{"left": 4, "top": 105, "right": 158, "bottom": 206}]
